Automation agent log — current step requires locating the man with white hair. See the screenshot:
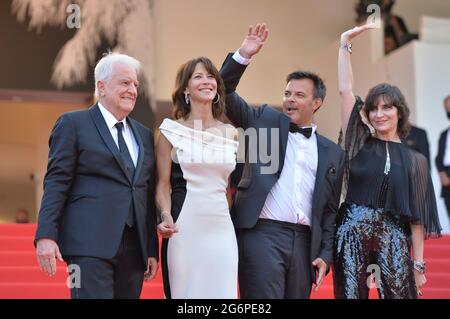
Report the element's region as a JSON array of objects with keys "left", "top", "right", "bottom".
[{"left": 35, "top": 53, "right": 159, "bottom": 299}]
